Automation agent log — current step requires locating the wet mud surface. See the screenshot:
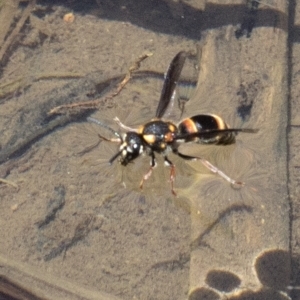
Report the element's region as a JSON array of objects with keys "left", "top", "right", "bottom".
[{"left": 0, "top": 1, "right": 298, "bottom": 300}]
